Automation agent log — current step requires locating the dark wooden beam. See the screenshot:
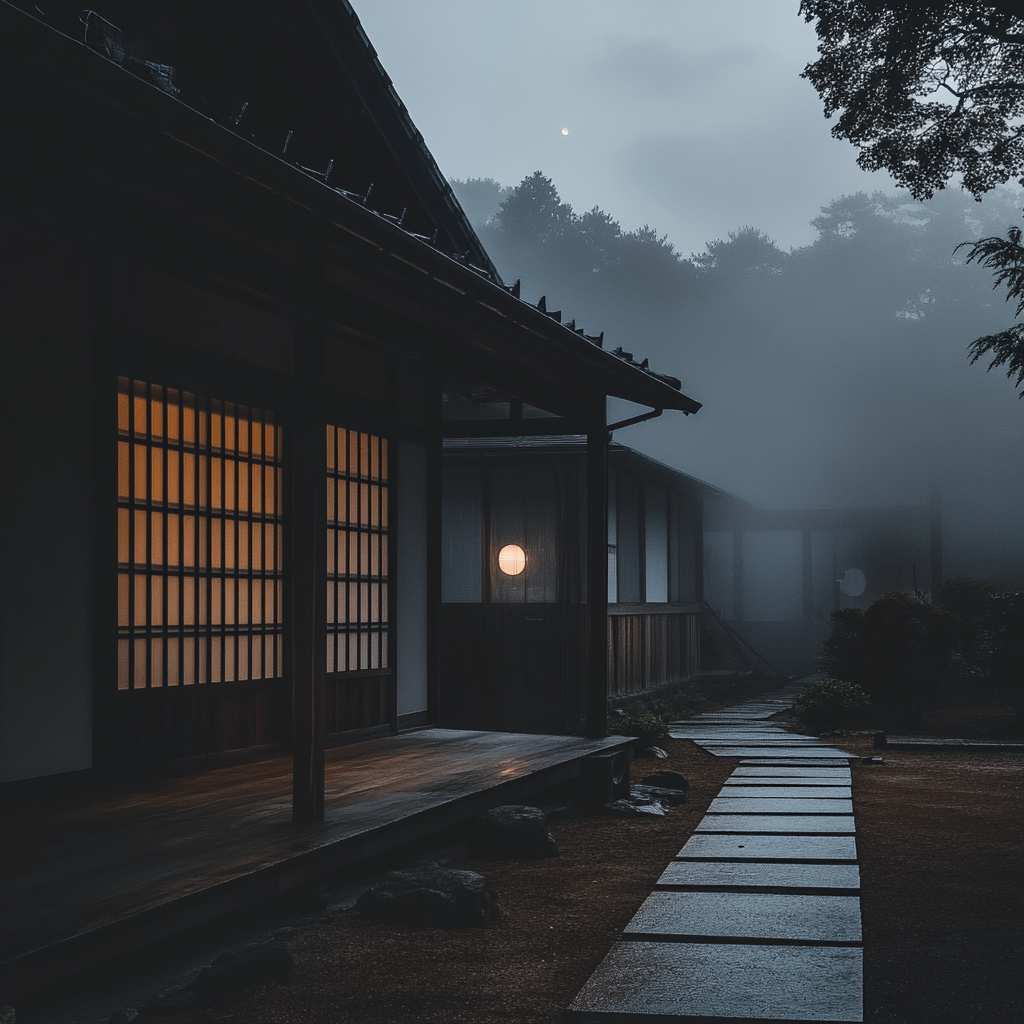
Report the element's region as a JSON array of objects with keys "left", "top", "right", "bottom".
[
  {"left": 290, "top": 233, "right": 327, "bottom": 824},
  {"left": 585, "top": 399, "right": 609, "bottom": 738},
  {"left": 441, "top": 418, "right": 588, "bottom": 439},
  {"left": 929, "top": 480, "right": 943, "bottom": 603},
  {"left": 426, "top": 377, "right": 443, "bottom": 727}
]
